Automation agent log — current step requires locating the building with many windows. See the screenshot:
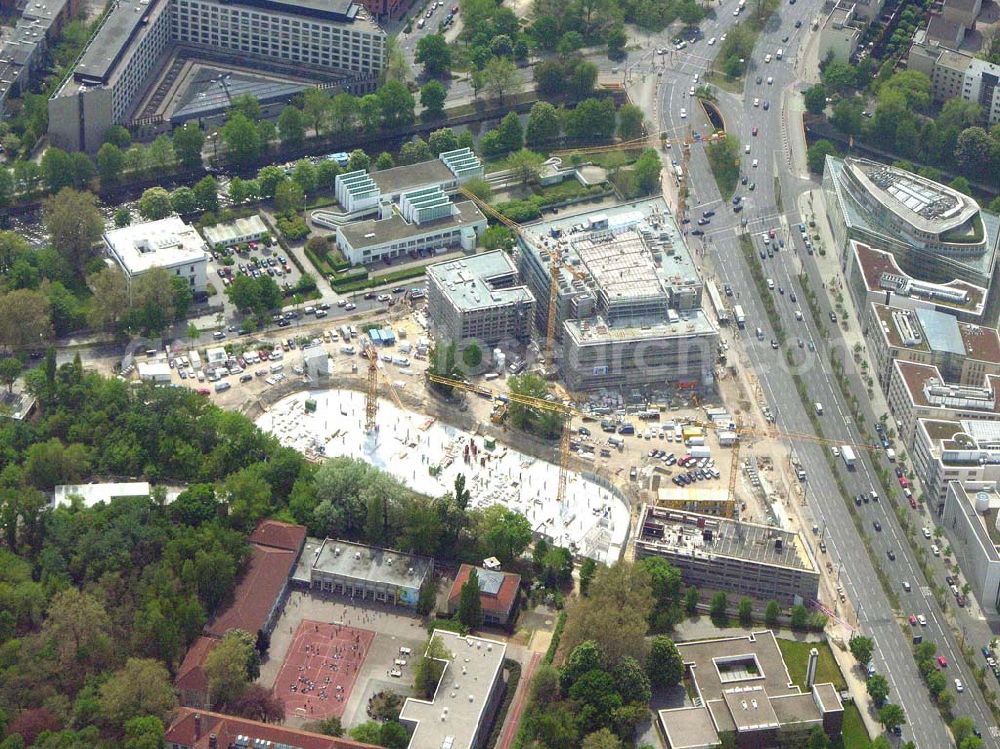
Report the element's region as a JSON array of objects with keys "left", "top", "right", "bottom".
[
  {"left": 909, "top": 33, "right": 1000, "bottom": 125},
  {"left": 427, "top": 251, "right": 535, "bottom": 348},
  {"left": 0, "top": 0, "right": 78, "bottom": 115},
  {"left": 104, "top": 216, "right": 210, "bottom": 295},
  {"left": 49, "top": 0, "right": 385, "bottom": 151},
  {"left": 912, "top": 417, "right": 1000, "bottom": 506},
  {"left": 941, "top": 481, "right": 1000, "bottom": 614}
]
